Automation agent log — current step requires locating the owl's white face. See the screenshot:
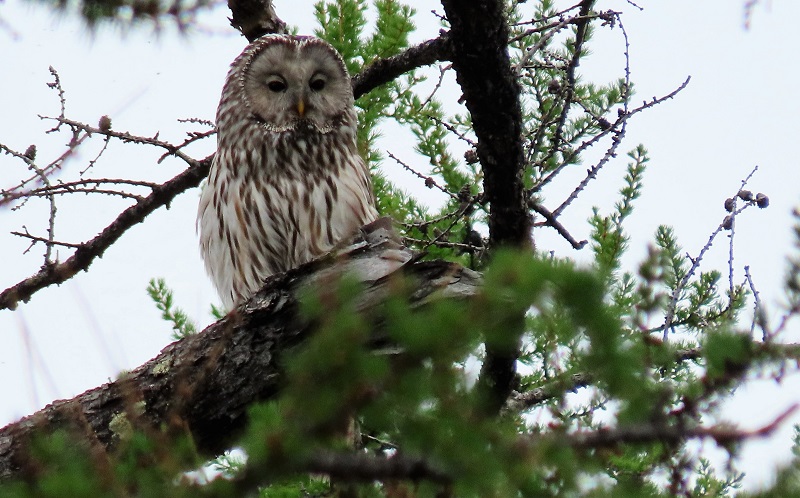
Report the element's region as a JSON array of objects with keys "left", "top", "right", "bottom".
[{"left": 241, "top": 38, "right": 354, "bottom": 134}]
